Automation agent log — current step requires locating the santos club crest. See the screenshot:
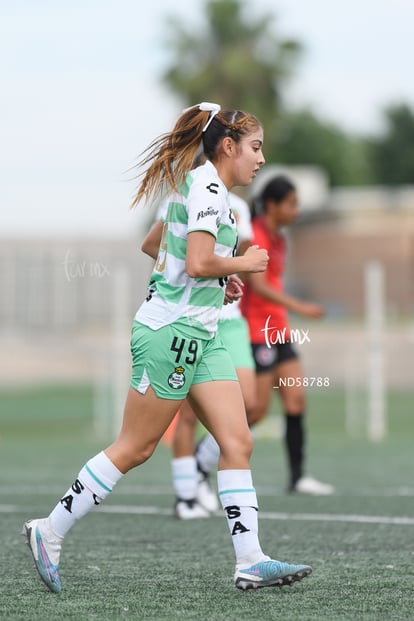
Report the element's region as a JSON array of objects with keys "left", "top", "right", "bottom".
[{"left": 168, "top": 366, "right": 186, "bottom": 389}]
